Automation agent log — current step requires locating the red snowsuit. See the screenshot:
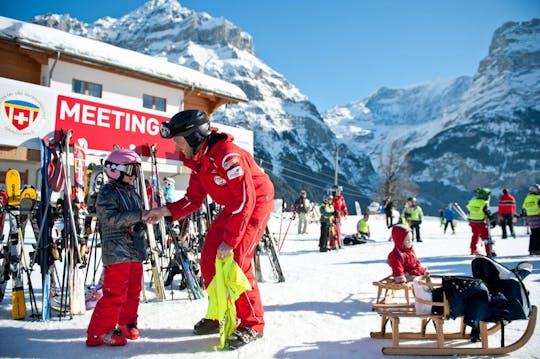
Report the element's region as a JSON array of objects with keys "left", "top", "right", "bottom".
[
  {"left": 166, "top": 131, "right": 274, "bottom": 333},
  {"left": 387, "top": 224, "right": 426, "bottom": 283},
  {"left": 331, "top": 194, "right": 348, "bottom": 247}
]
